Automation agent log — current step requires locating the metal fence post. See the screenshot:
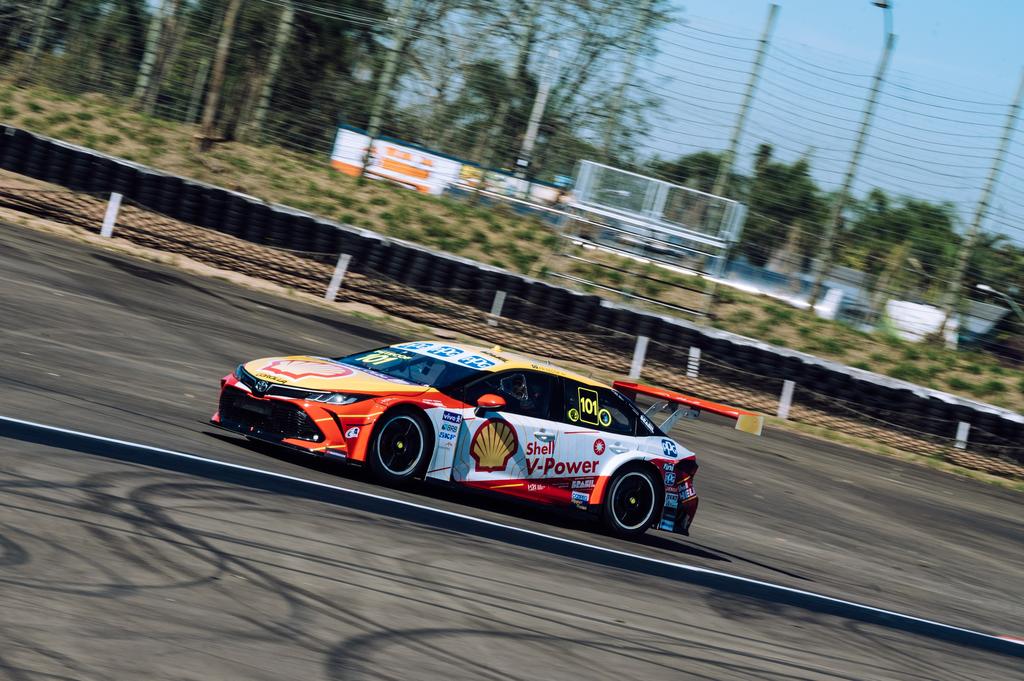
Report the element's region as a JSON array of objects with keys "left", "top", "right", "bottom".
[
  {"left": 629, "top": 335, "right": 649, "bottom": 379},
  {"left": 955, "top": 421, "right": 970, "bottom": 450},
  {"left": 100, "top": 192, "right": 122, "bottom": 238},
  {"left": 324, "top": 253, "right": 352, "bottom": 302},
  {"left": 777, "top": 379, "right": 795, "bottom": 420},
  {"left": 487, "top": 290, "right": 507, "bottom": 327},
  {"left": 686, "top": 346, "right": 701, "bottom": 378}
]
